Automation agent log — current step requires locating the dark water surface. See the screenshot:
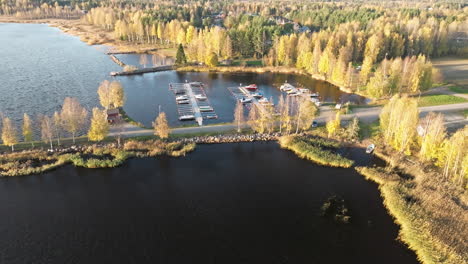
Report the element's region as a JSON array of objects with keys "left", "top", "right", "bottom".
[
  {"left": 0, "top": 143, "right": 418, "bottom": 264},
  {"left": 0, "top": 23, "right": 359, "bottom": 128}
]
